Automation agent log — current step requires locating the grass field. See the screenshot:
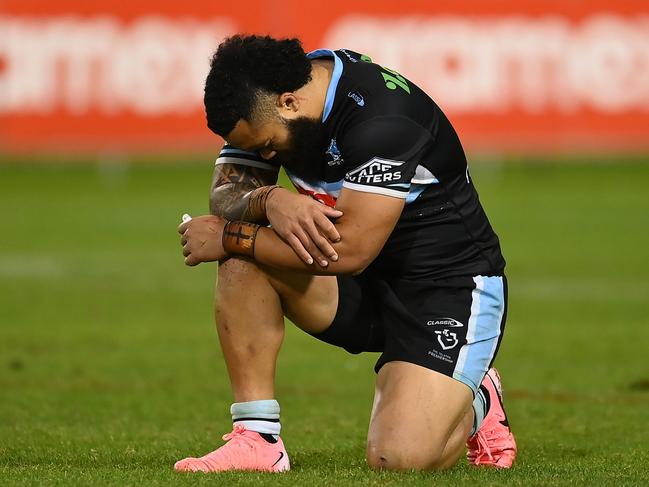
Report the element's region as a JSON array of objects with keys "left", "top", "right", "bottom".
[{"left": 1, "top": 157, "right": 648, "bottom": 485}]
